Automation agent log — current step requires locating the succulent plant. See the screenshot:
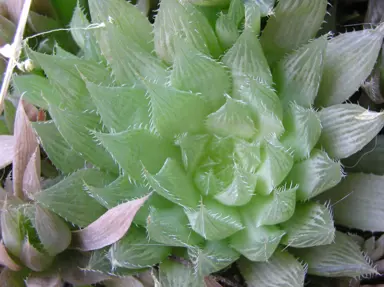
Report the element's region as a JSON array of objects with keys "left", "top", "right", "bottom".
[{"left": 2, "top": 0, "right": 384, "bottom": 285}]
